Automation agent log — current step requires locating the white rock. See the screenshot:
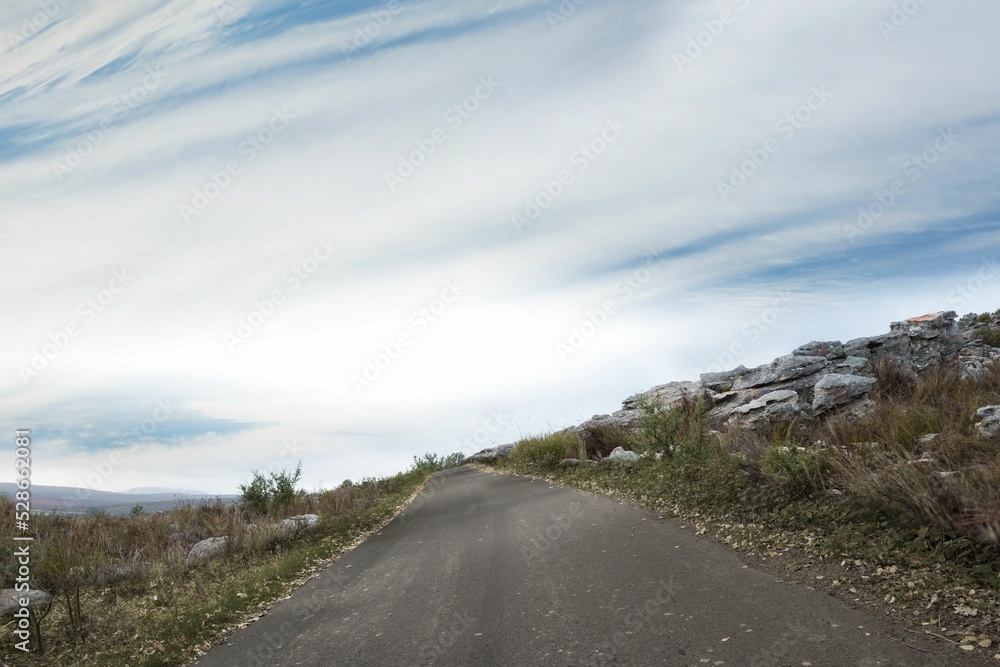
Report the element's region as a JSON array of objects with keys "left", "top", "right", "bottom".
[
  {"left": 975, "top": 406, "right": 1000, "bottom": 438},
  {"left": 605, "top": 446, "right": 641, "bottom": 463},
  {"left": 282, "top": 514, "right": 320, "bottom": 531},
  {"left": 185, "top": 536, "right": 228, "bottom": 567}
]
